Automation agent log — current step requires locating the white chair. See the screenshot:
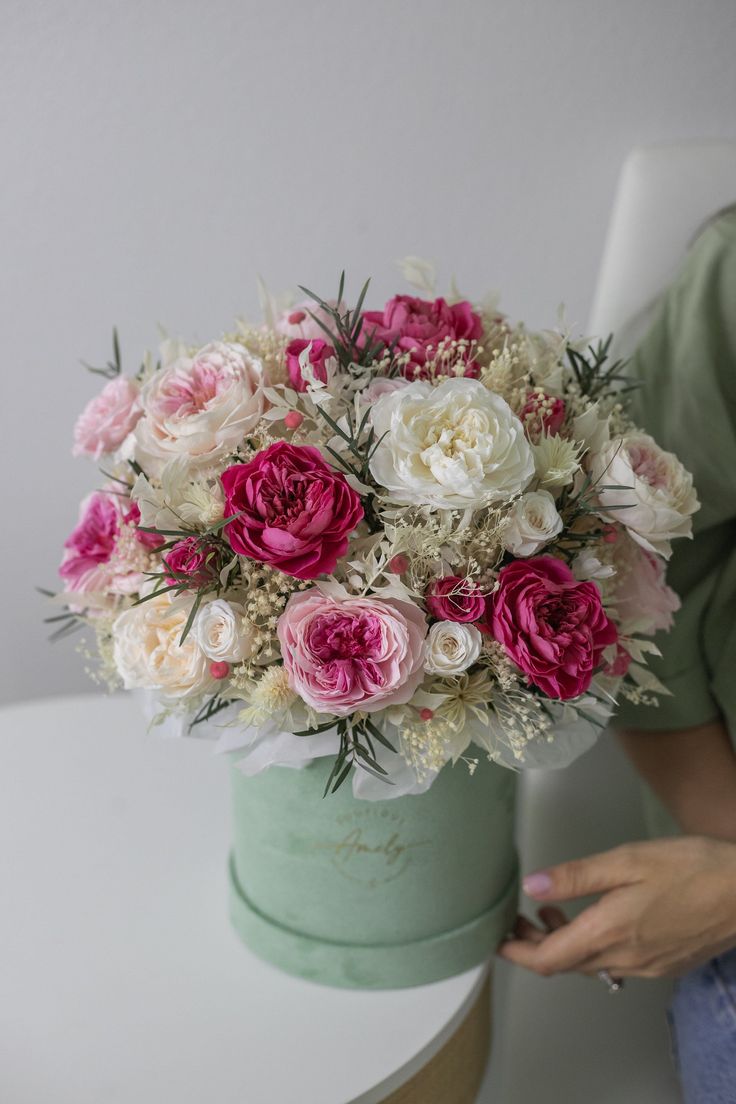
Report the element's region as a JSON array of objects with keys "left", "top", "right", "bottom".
[{"left": 482, "top": 141, "right": 736, "bottom": 1104}]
